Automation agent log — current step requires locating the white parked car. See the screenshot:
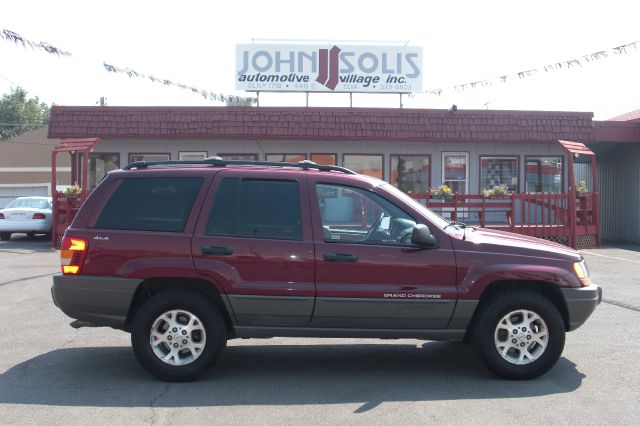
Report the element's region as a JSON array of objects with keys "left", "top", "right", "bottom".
[{"left": 0, "top": 196, "right": 53, "bottom": 241}]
